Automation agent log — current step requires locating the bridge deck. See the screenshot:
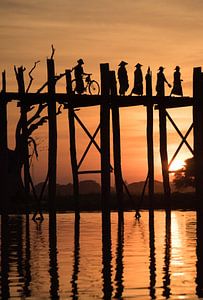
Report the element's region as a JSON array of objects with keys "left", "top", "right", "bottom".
[{"left": 1, "top": 92, "right": 194, "bottom": 109}]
